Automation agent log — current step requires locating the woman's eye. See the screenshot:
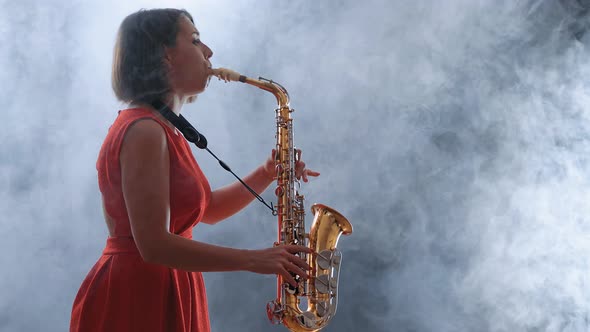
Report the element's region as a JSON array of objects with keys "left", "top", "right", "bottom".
[{"left": 192, "top": 39, "right": 201, "bottom": 45}]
